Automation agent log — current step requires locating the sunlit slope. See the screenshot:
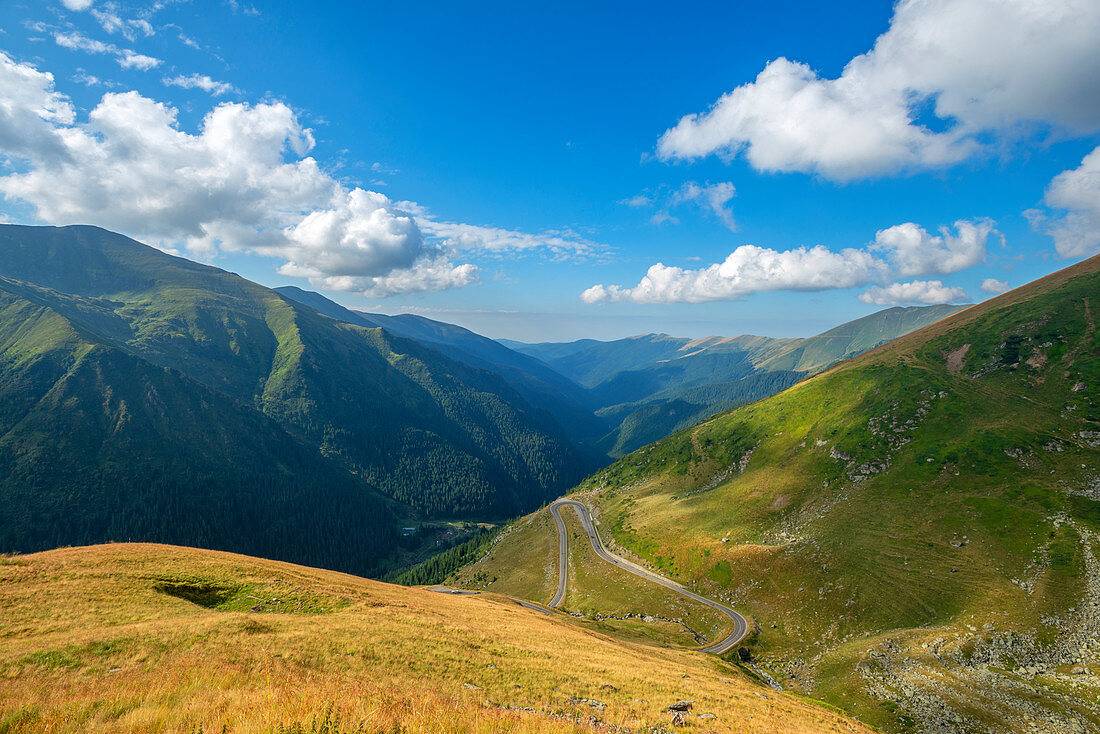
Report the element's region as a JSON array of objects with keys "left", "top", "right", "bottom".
[
  {"left": 755, "top": 303, "right": 968, "bottom": 372},
  {"left": 0, "top": 544, "right": 870, "bottom": 734},
  {"left": 469, "top": 255, "right": 1100, "bottom": 732}
]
